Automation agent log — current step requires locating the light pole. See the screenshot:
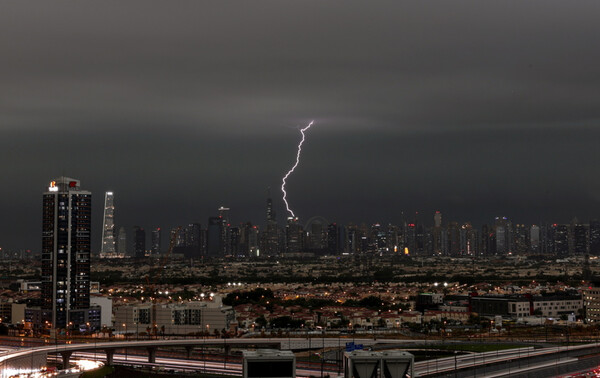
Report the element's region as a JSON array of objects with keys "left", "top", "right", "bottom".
[
  {"left": 123, "top": 323, "right": 128, "bottom": 361},
  {"left": 454, "top": 351, "right": 458, "bottom": 378},
  {"left": 205, "top": 324, "right": 209, "bottom": 372}
]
